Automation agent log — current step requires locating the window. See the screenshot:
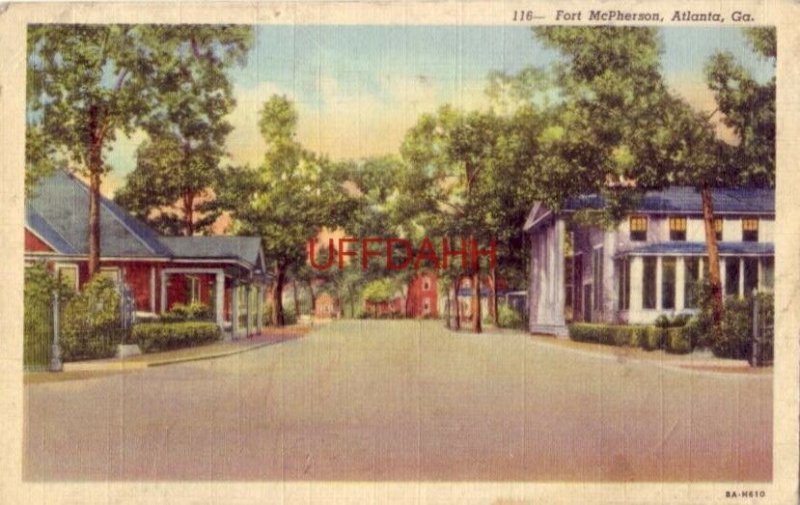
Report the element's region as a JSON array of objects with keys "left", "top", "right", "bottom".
[
  {"left": 565, "top": 259, "right": 574, "bottom": 317},
  {"left": 593, "top": 247, "right": 603, "bottom": 311},
  {"left": 669, "top": 217, "right": 687, "bottom": 241},
  {"left": 616, "top": 258, "right": 630, "bottom": 311},
  {"left": 662, "top": 257, "right": 676, "bottom": 310},
  {"left": 725, "top": 258, "right": 740, "bottom": 297},
  {"left": 684, "top": 257, "right": 700, "bottom": 308},
  {"left": 99, "top": 267, "right": 120, "bottom": 283},
  {"left": 643, "top": 257, "right": 657, "bottom": 309},
  {"left": 742, "top": 218, "right": 759, "bottom": 242},
  {"left": 762, "top": 257, "right": 774, "bottom": 290},
  {"left": 55, "top": 264, "right": 79, "bottom": 292},
  {"left": 630, "top": 216, "right": 647, "bottom": 241},
  {"left": 743, "top": 258, "right": 759, "bottom": 295},
  {"left": 422, "top": 277, "right": 431, "bottom": 291},
  {"left": 422, "top": 298, "right": 431, "bottom": 315},
  {"left": 715, "top": 218, "right": 723, "bottom": 241}
]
